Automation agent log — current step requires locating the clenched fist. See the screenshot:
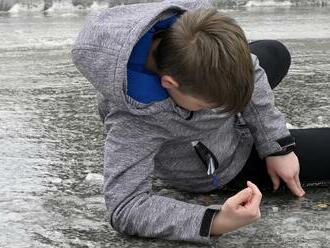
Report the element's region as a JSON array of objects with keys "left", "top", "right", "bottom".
[{"left": 210, "top": 181, "right": 262, "bottom": 235}]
